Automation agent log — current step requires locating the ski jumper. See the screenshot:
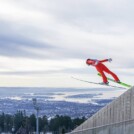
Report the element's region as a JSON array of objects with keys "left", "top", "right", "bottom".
[{"left": 86, "top": 59, "right": 120, "bottom": 83}]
